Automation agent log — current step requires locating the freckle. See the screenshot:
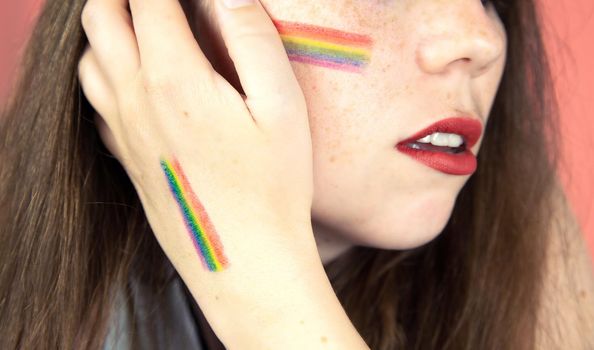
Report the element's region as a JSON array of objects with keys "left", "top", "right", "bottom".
[
  {"left": 329, "top": 155, "right": 336, "bottom": 163},
  {"left": 215, "top": 295, "right": 219, "bottom": 300},
  {"left": 321, "top": 336, "right": 327, "bottom": 343},
  {"left": 579, "top": 290, "right": 587, "bottom": 299},
  {"left": 183, "top": 111, "right": 189, "bottom": 117},
  {"left": 299, "top": 320, "right": 304, "bottom": 325},
  {"left": 340, "top": 149, "right": 353, "bottom": 162}
]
